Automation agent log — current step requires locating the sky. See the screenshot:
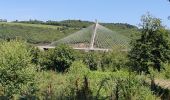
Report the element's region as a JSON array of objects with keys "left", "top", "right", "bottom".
[{"left": 0, "top": 0, "right": 170, "bottom": 28}]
